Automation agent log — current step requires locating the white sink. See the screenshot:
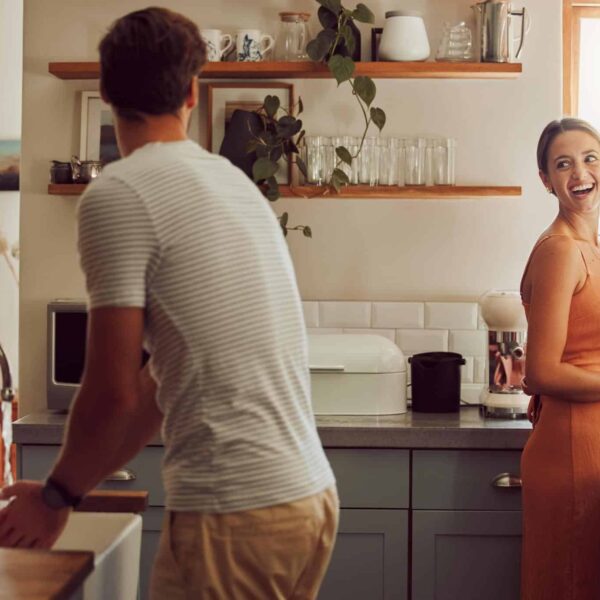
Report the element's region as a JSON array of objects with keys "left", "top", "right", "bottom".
[{"left": 53, "top": 512, "right": 142, "bottom": 600}]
